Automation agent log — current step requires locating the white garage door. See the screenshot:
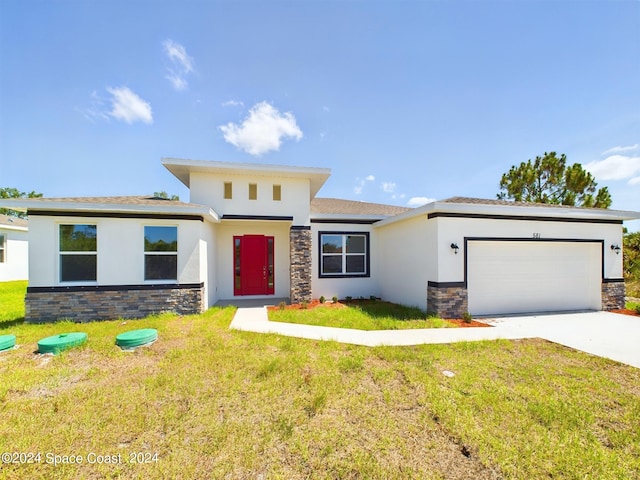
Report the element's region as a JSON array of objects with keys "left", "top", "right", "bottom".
[{"left": 467, "top": 241, "right": 602, "bottom": 316}]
